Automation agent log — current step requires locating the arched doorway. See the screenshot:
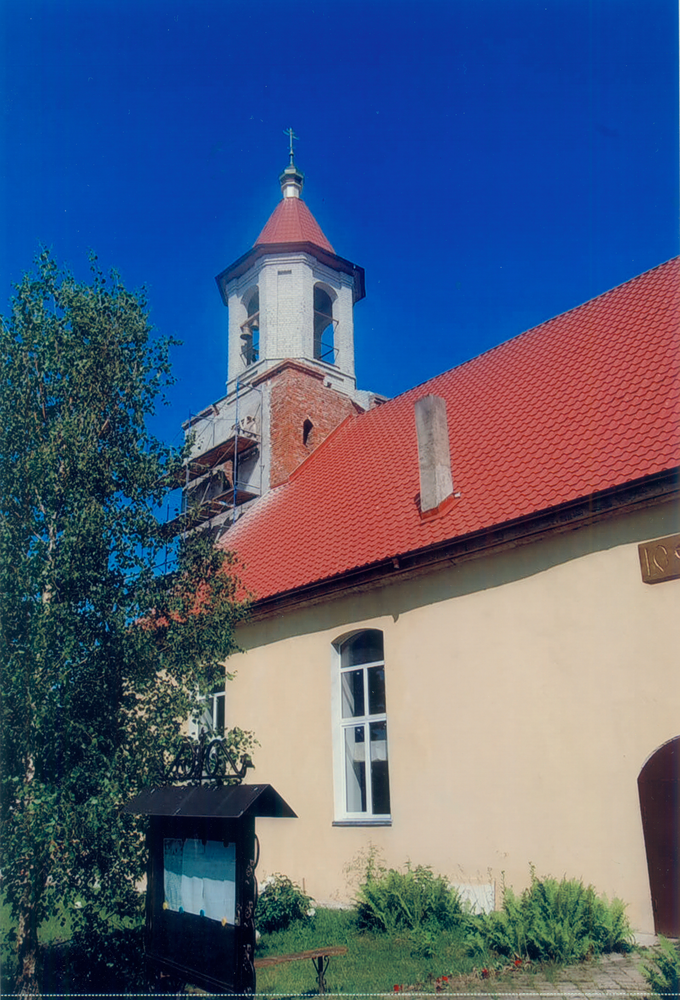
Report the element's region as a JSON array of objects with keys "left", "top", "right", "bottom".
[{"left": 638, "top": 737, "right": 679, "bottom": 936}]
